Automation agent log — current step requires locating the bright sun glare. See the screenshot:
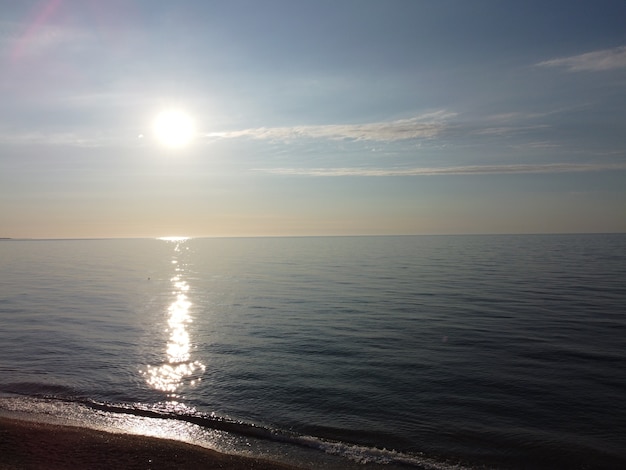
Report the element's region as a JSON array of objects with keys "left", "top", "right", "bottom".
[{"left": 153, "top": 109, "right": 196, "bottom": 148}]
